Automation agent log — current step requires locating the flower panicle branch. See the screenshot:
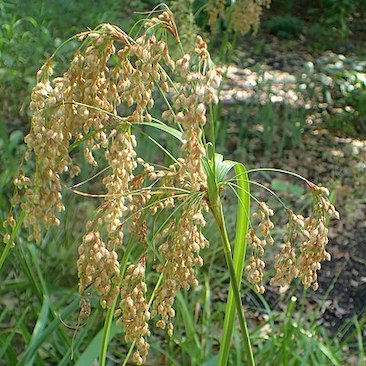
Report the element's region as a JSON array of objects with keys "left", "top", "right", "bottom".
[
  {"left": 10, "top": 12, "right": 222, "bottom": 364},
  {"left": 6, "top": 8, "right": 339, "bottom": 366}
]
